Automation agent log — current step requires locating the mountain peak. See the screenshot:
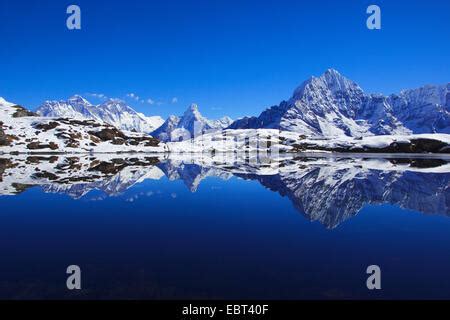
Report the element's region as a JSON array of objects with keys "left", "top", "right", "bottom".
[
  {"left": 68, "top": 95, "right": 92, "bottom": 106},
  {"left": 232, "top": 70, "right": 449, "bottom": 136},
  {"left": 185, "top": 103, "right": 201, "bottom": 116},
  {"left": 323, "top": 68, "right": 341, "bottom": 76},
  {"left": 182, "top": 103, "right": 203, "bottom": 120},
  {"left": 317, "top": 68, "right": 359, "bottom": 91},
  {"left": 292, "top": 69, "right": 361, "bottom": 100}
]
